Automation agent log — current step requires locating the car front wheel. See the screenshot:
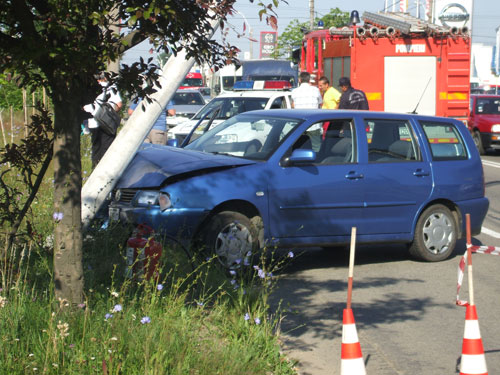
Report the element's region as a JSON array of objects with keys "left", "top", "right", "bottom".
[
  {"left": 409, "top": 204, "right": 457, "bottom": 262},
  {"left": 473, "top": 130, "right": 485, "bottom": 155},
  {"left": 201, "top": 211, "right": 258, "bottom": 268}
]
